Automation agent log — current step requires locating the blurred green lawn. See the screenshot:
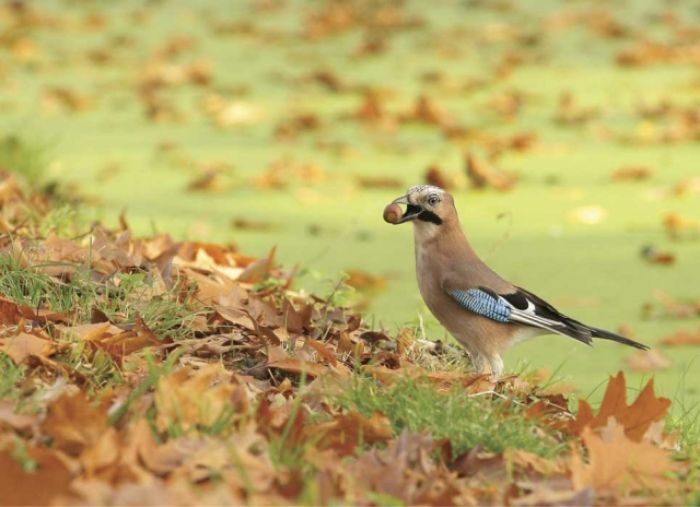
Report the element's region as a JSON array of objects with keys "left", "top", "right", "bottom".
[{"left": 2, "top": 0, "right": 700, "bottom": 408}]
